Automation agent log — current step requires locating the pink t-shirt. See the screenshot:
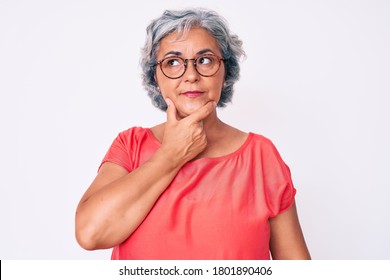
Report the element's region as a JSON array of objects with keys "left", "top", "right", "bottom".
[{"left": 101, "top": 127, "right": 296, "bottom": 259}]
